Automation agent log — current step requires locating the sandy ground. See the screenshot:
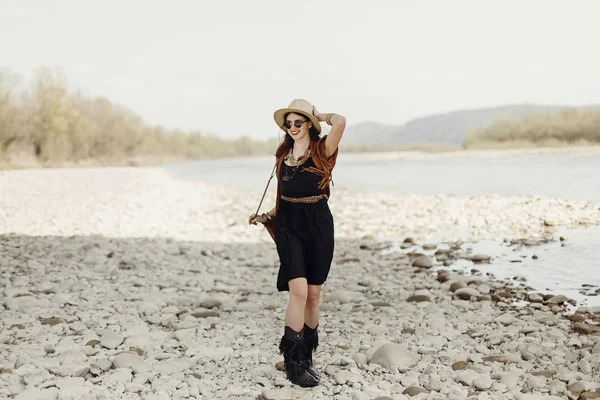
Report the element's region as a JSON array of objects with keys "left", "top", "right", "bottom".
[
  {"left": 0, "top": 167, "right": 598, "bottom": 243},
  {"left": 1, "top": 167, "right": 600, "bottom": 400}
]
